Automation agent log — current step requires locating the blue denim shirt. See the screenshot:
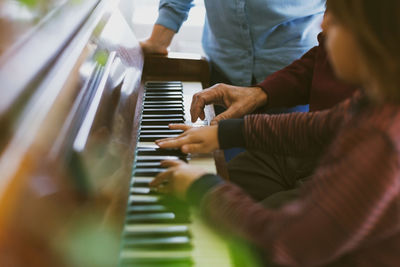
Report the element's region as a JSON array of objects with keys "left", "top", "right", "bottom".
[{"left": 156, "top": 0, "right": 325, "bottom": 86}]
